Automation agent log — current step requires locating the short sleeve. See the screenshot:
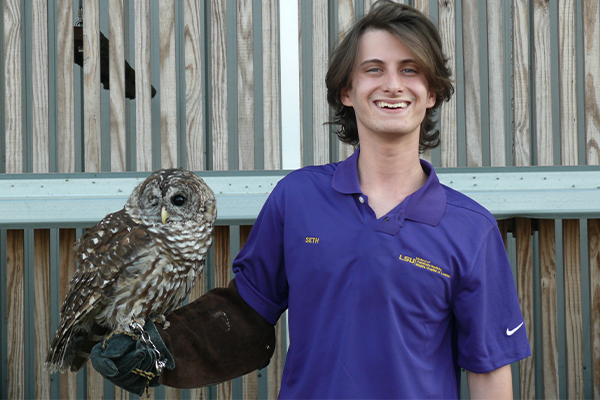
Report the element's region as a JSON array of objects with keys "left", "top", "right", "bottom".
[
  {"left": 233, "top": 187, "right": 289, "bottom": 326},
  {"left": 453, "top": 225, "right": 531, "bottom": 373}
]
